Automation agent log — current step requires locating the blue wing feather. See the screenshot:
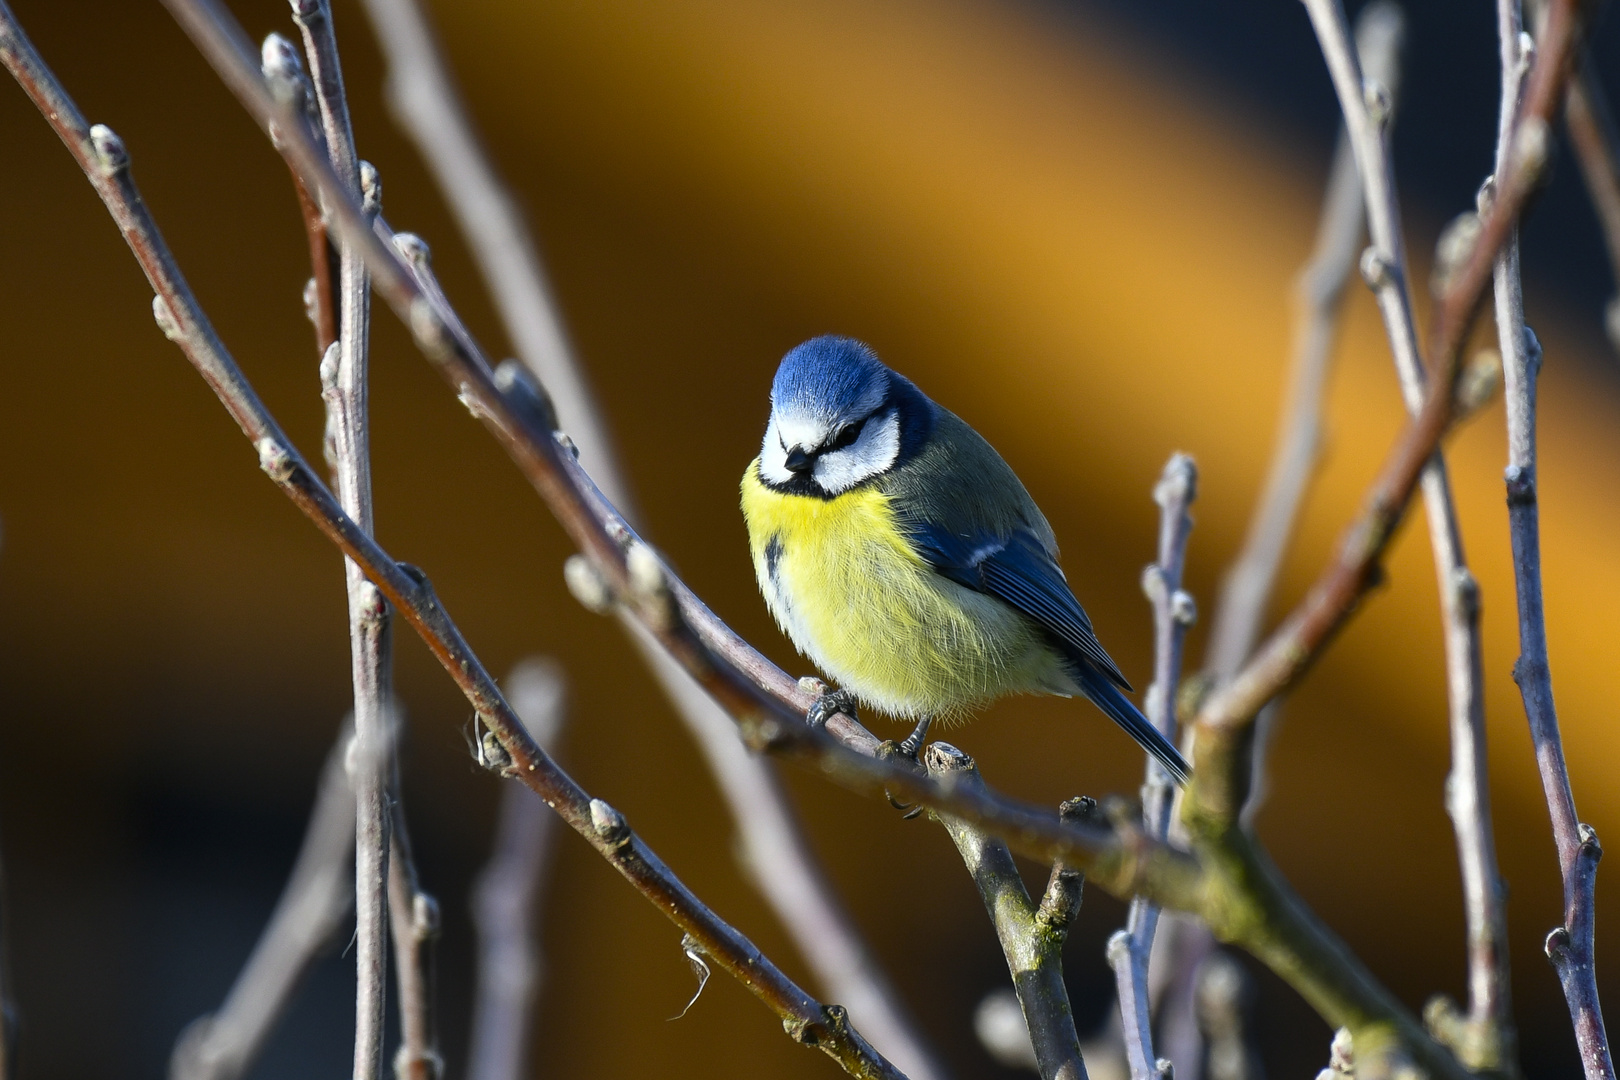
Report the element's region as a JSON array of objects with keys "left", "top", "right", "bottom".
[{"left": 906, "top": 521, "right": 1191, "bottom": 784}]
